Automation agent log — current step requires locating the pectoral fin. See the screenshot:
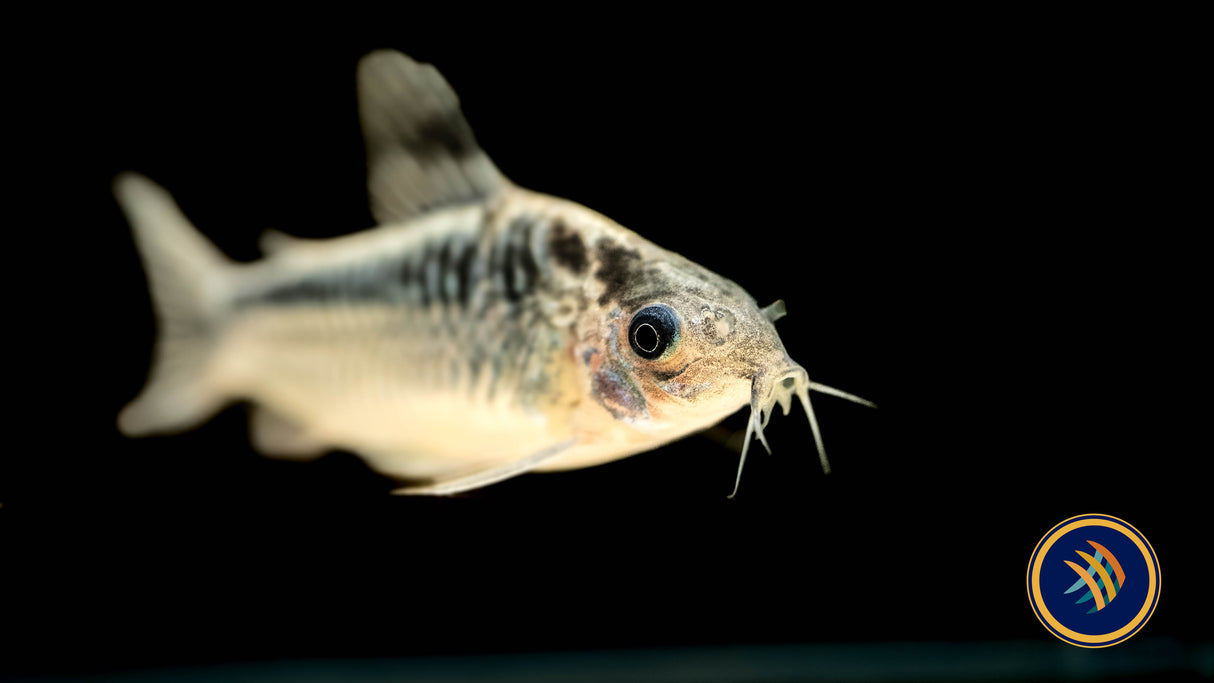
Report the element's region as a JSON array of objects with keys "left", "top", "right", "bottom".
[{"left": 392, "top": 440, "right": 575, "bottom": 495}]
